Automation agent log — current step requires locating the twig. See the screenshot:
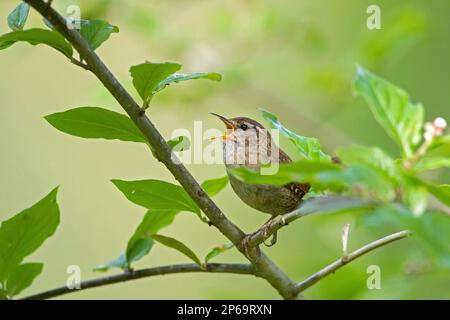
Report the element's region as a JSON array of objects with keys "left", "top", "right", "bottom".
[
  {"left": 294, "top": 230, "right": 411, "bottom": 294},
  {"left": 247, "top": 197, "right": 374, "bottom": 247},
  {"left": 69, "top": 57, "right": 91, "bottom": 71},
  {"left": 341, "top": 223, "right": 350, "bottom": 256},
  {"left": 24, "top": 0, "right": 298, "bottom": 299},
  {"left": 21, "top": 263, "right": 255, "bottom": 300}
]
